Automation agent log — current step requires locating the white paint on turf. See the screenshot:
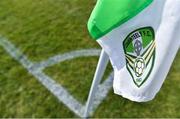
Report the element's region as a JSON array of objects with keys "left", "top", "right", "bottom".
[
  {"left": 0, "top": 37, "right": 84, "bottom": 116},
  {"left": 0, "top": 36, "right": 113, "bottom": 117},
  {"left": 34, "top": 49, "right": 101, "bottom": 70}
]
